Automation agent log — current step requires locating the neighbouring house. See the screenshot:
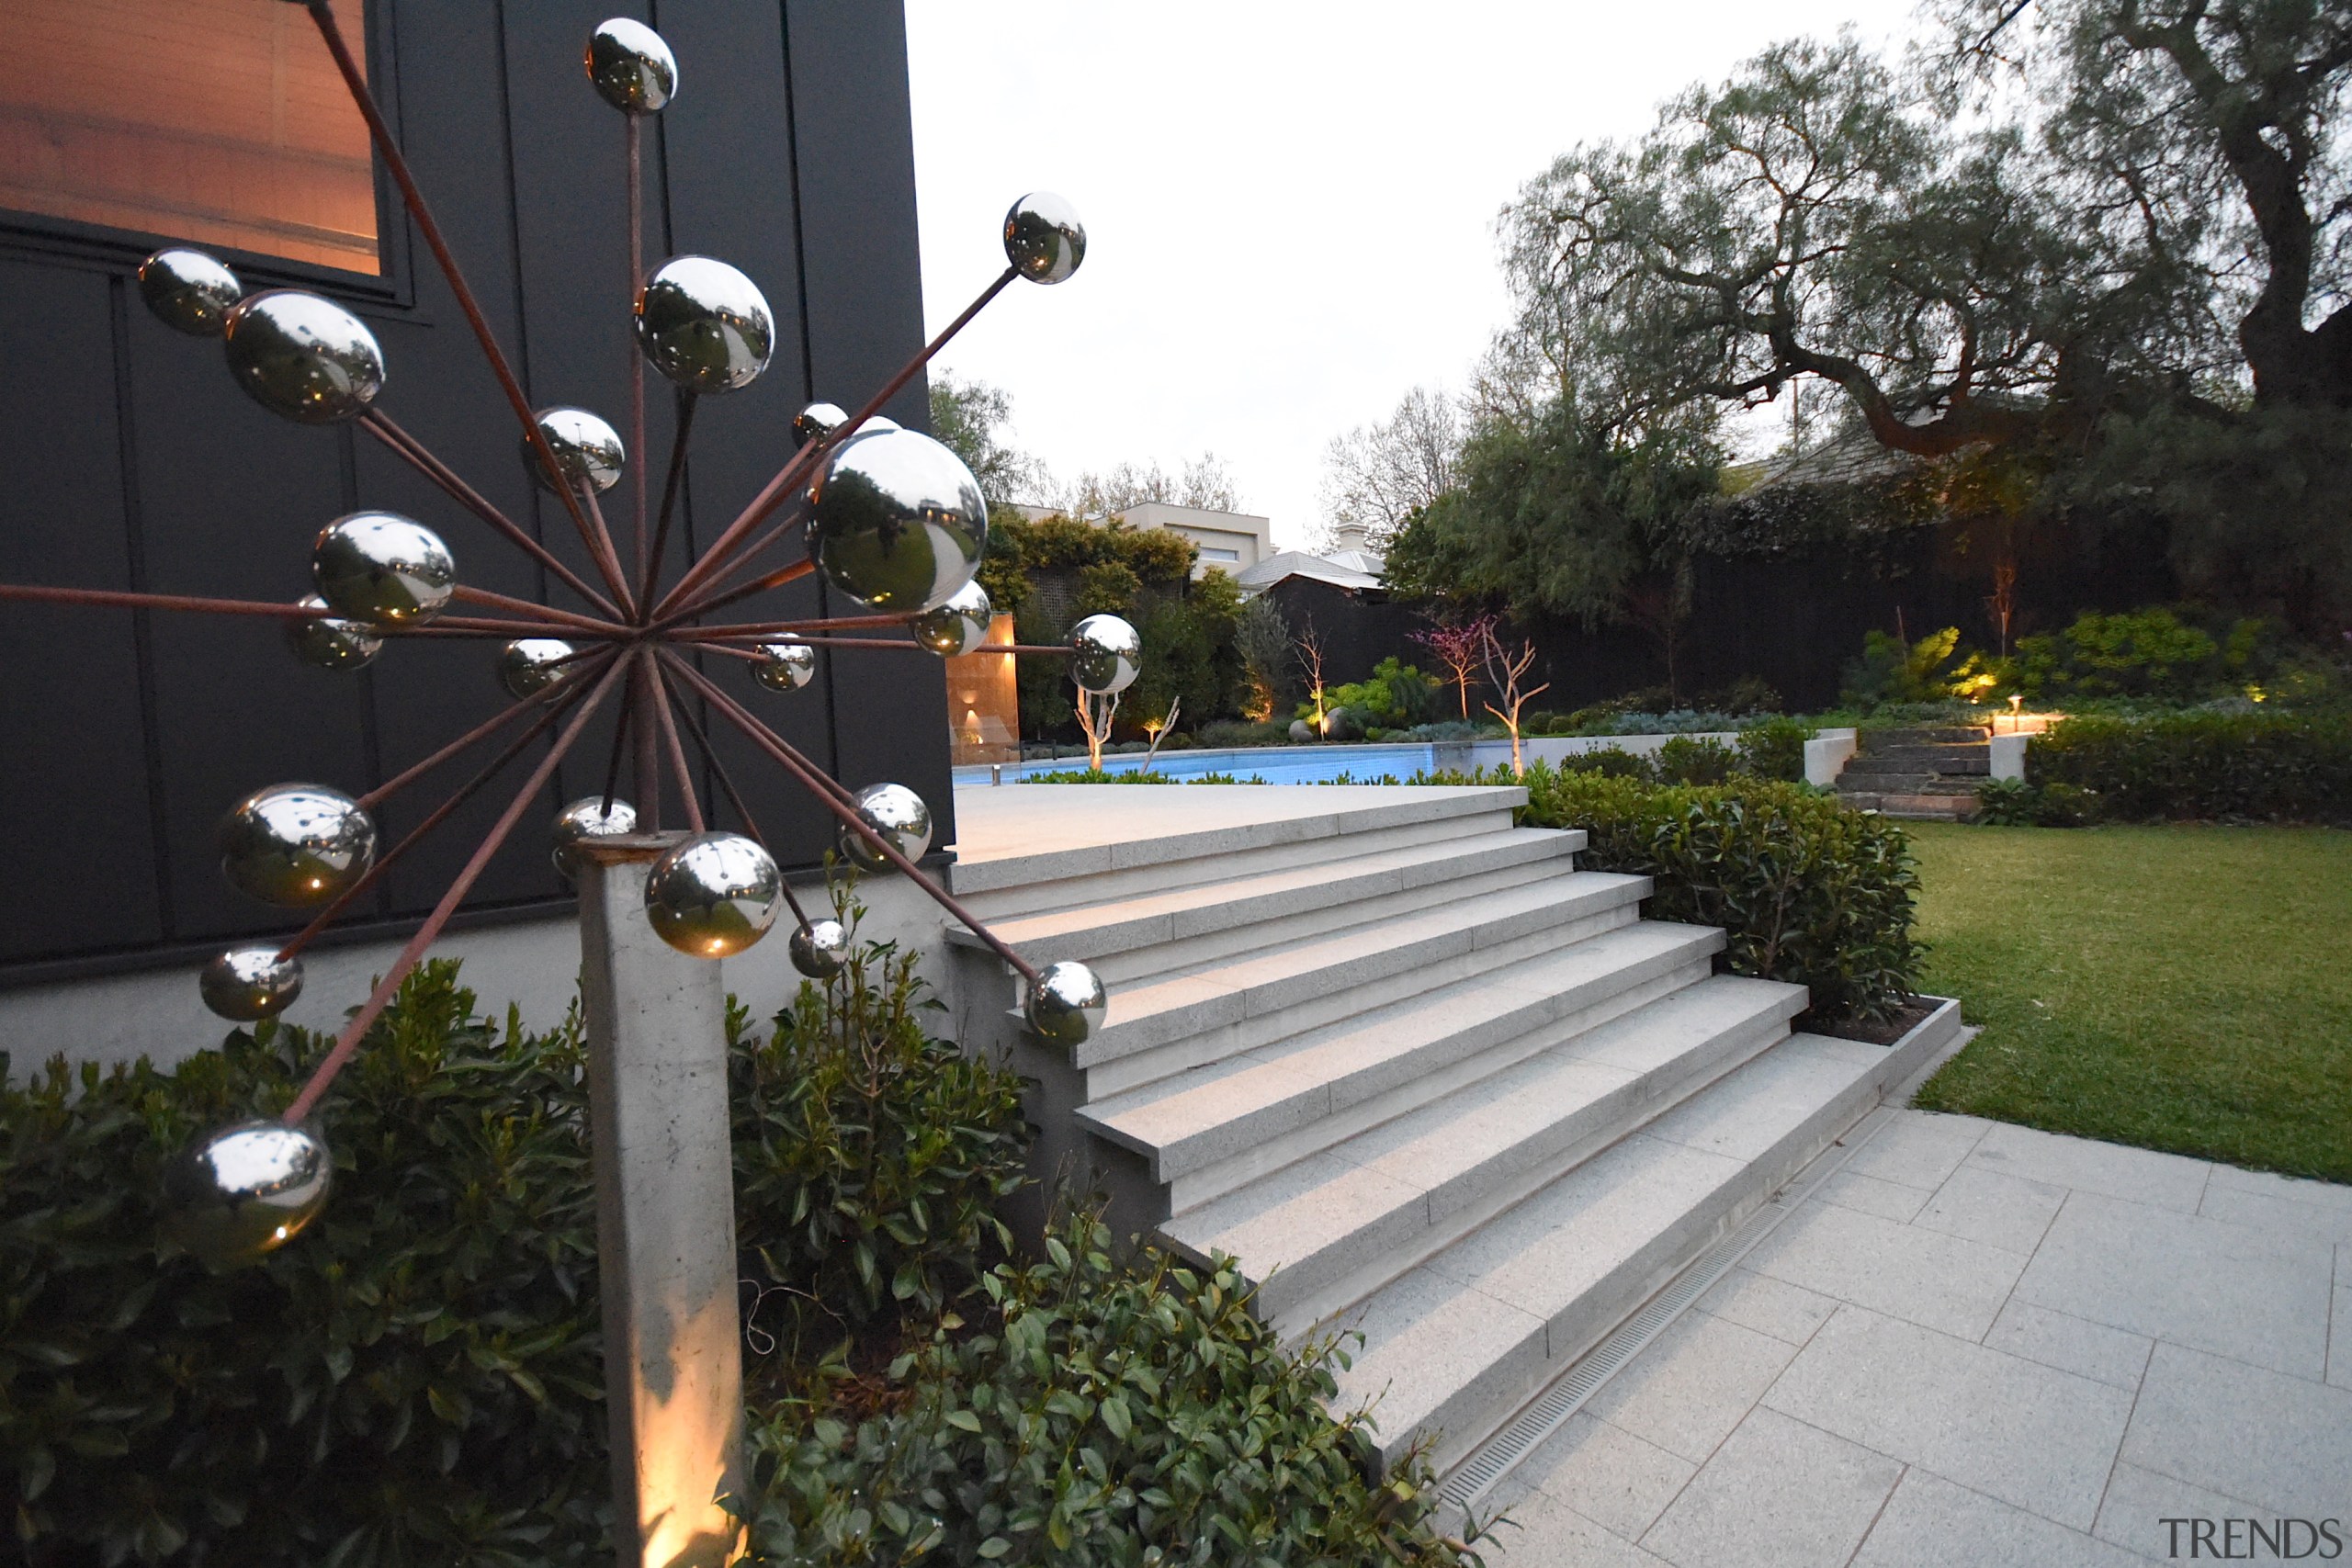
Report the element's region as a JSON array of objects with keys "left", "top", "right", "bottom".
[{"left": 1016, "top": 500, "right": 1274, "bottom": 581}]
